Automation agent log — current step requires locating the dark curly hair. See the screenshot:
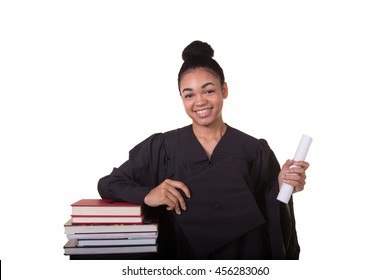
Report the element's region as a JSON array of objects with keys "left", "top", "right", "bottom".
[{"left": 178, "top": 41, "right": 225, "bottom": 90}]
